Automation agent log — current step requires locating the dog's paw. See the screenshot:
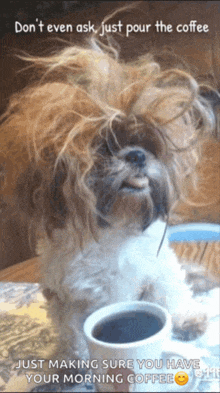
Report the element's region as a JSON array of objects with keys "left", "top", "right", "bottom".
[{"left": 172, "top": 312, "right": 208, "bottom": 341}]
